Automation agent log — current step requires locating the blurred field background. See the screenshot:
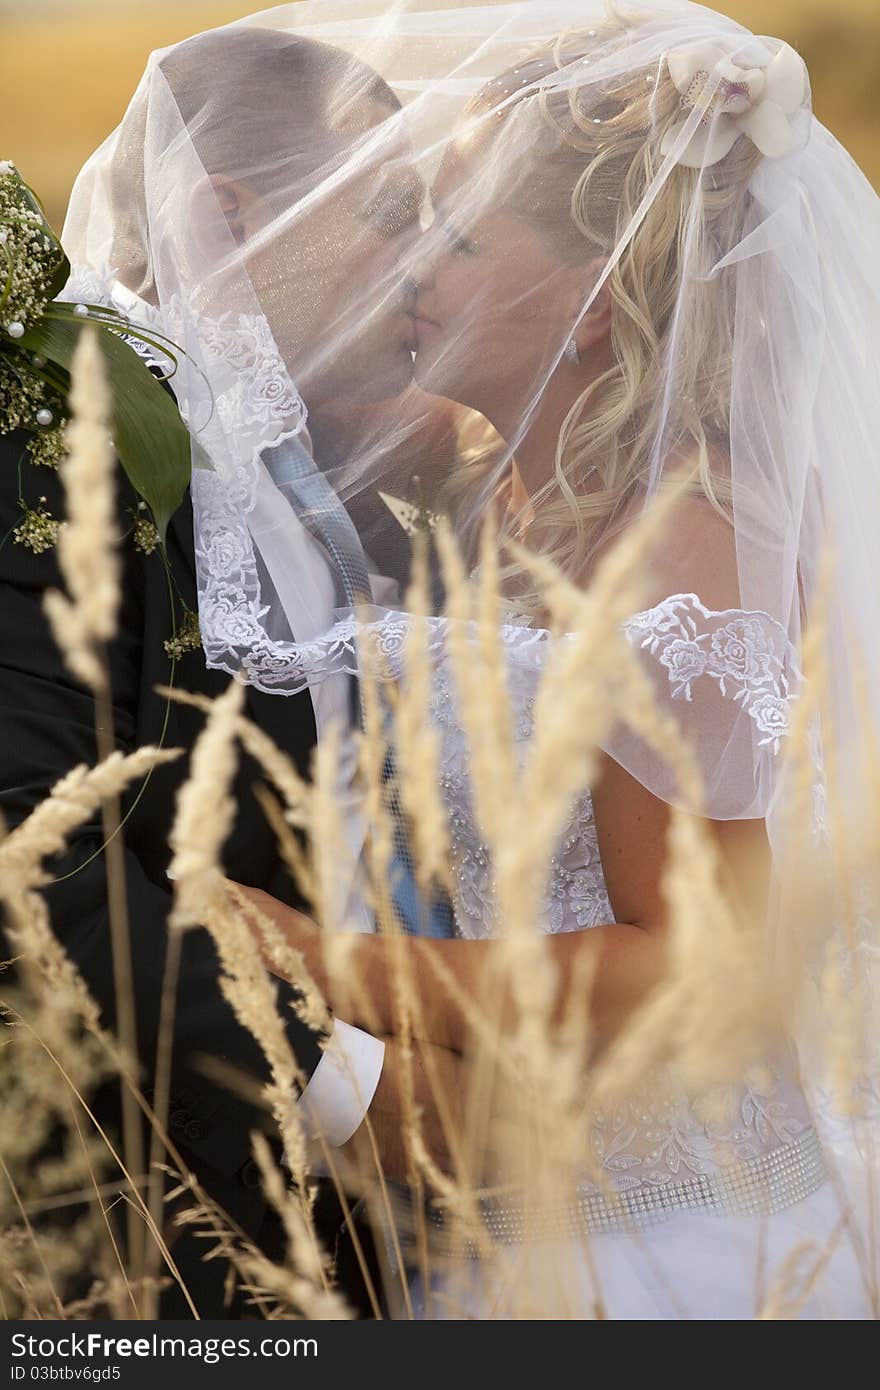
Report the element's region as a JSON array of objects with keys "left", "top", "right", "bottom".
[{"left": 1, "top": 0, "right": 878, "bottom": 233}]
